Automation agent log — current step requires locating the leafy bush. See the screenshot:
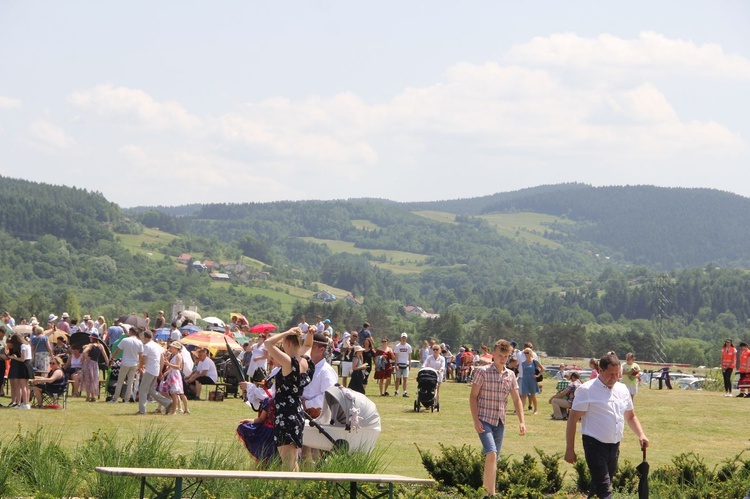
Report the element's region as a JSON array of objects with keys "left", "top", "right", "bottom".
[
  {"left": 417, "top": 444, "right": 484, "bottom": 490},
  {"left": 418, "top": 444, "right": 563, "bottom": 497}
]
